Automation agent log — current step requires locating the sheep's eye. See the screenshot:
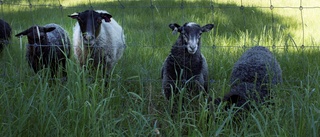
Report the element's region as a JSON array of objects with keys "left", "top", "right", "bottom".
[
  {"left": 182, "top": 34, "right": 189, "bottom": 42},
  {"left": 77, "top": 18, "right": 83, "bottom": 23},
  {"left": 79, "top": 23, "right": 85, "bottom": 28},
  {"left": 97, "top": 19, "right": 102, "bottom": 24},
  {"left": 183, "top": 34, "right": 188, "bottom": 39}
]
